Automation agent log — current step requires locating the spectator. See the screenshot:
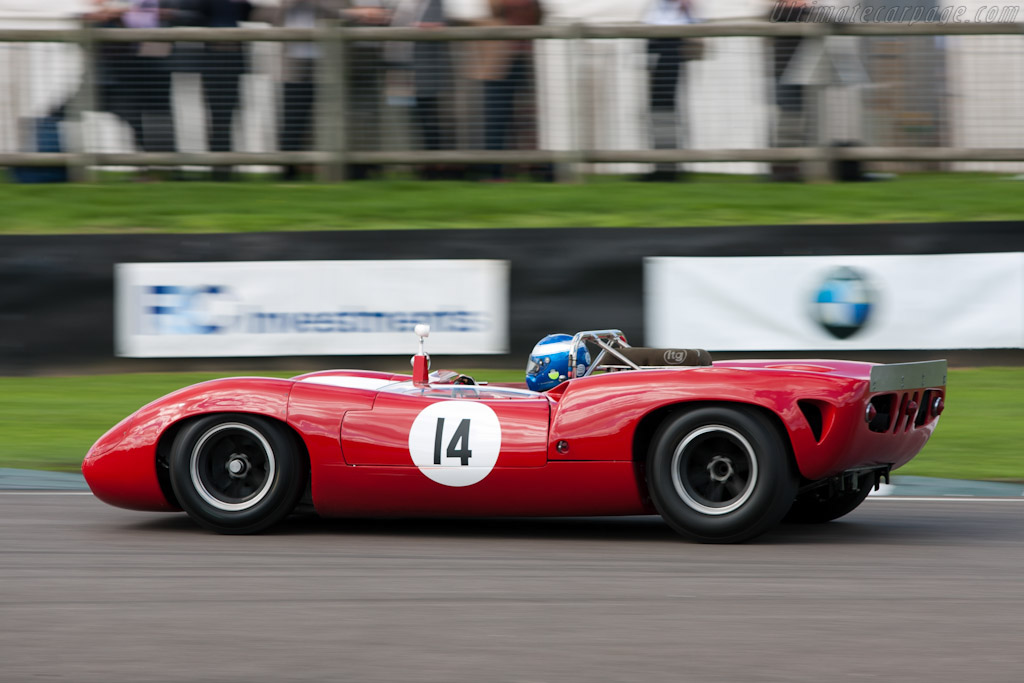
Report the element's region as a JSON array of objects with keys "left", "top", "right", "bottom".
[
  {"left": 643, "top": 0, "right": 701, "bottom": 182},
  {"left": 83, "top": 0, "right": 190, "bottom": 158},
  {"left": 387, "top": 0, "right": 458, "bottom": 178},
  {"left": 259, "top": 1, "right": 390, "bottom": 180},
  {"left": 468, "top": 0, "right": 544, "bottom": 181},
  {"left": 768, "top": 0, "right": 813, "bottom": 181},
  {"left": 180, "top": 0, "right": 254, "bottom": 180},
  {"left": 263, "top": 1, "right": 339, "bottom": 180},
  {"left": 341, "top": 1, "right": 392, "bottom": 180}
]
